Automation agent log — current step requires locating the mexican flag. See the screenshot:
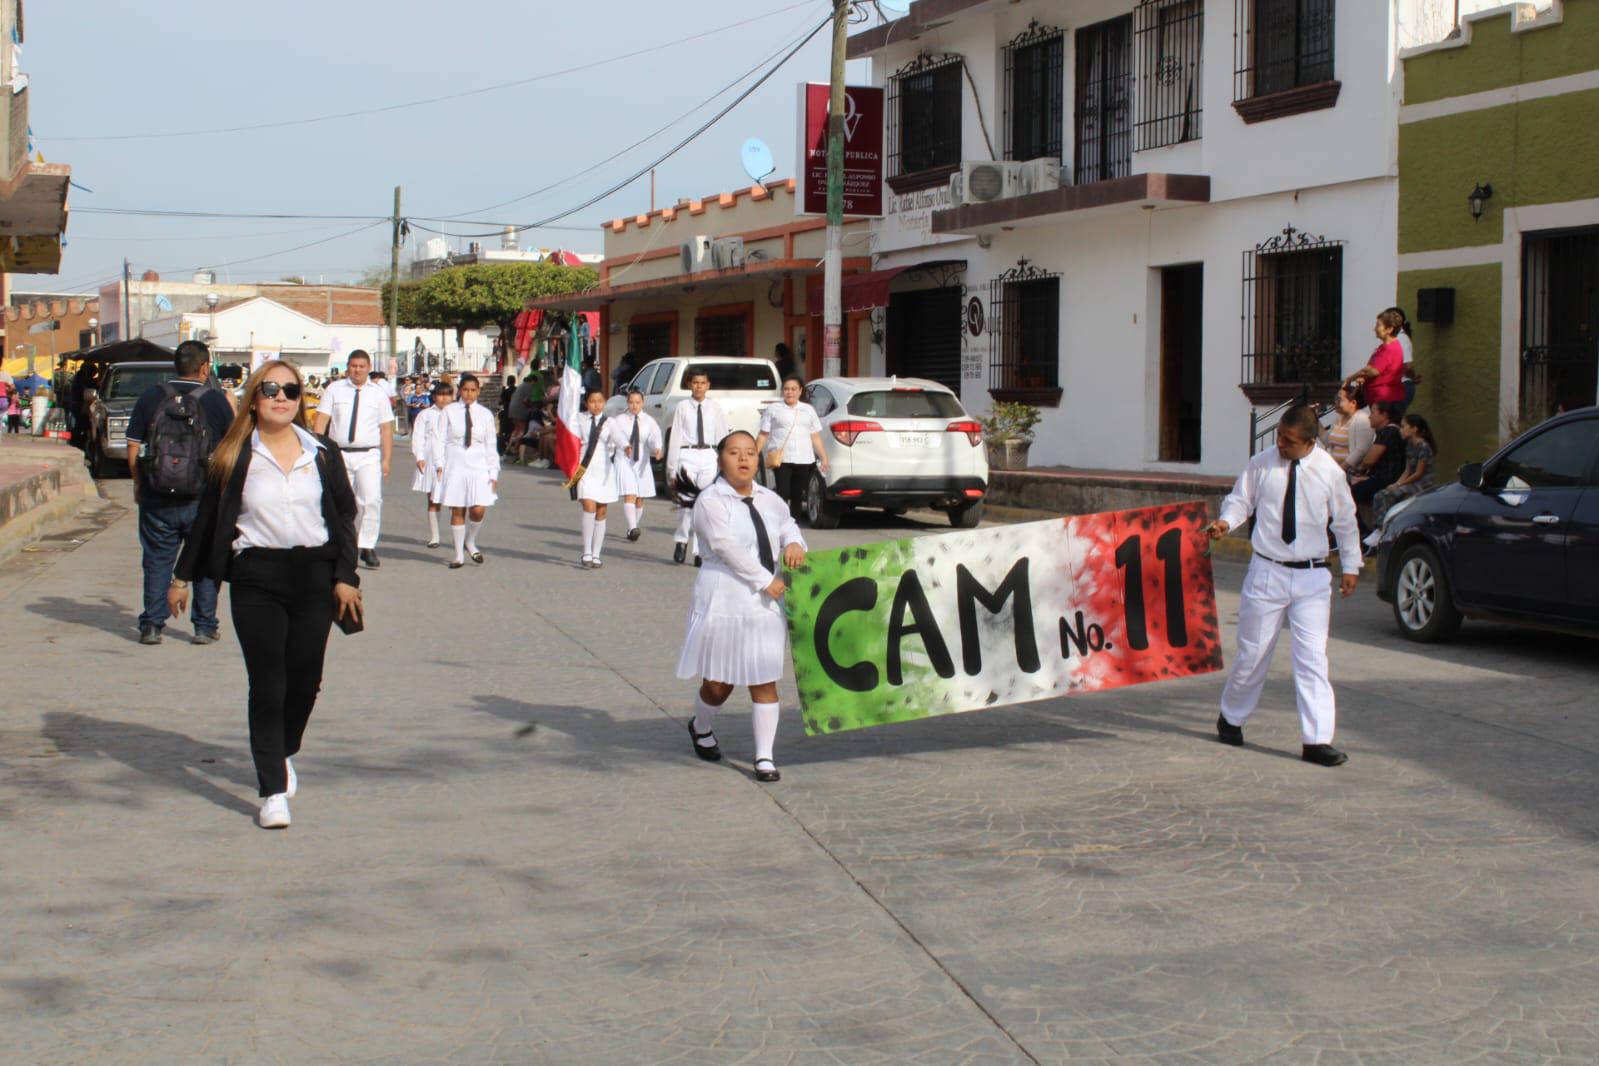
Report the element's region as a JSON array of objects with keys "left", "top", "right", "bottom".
[{"left": 553, "top": 338, "right": 584, "bottom": 479}]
